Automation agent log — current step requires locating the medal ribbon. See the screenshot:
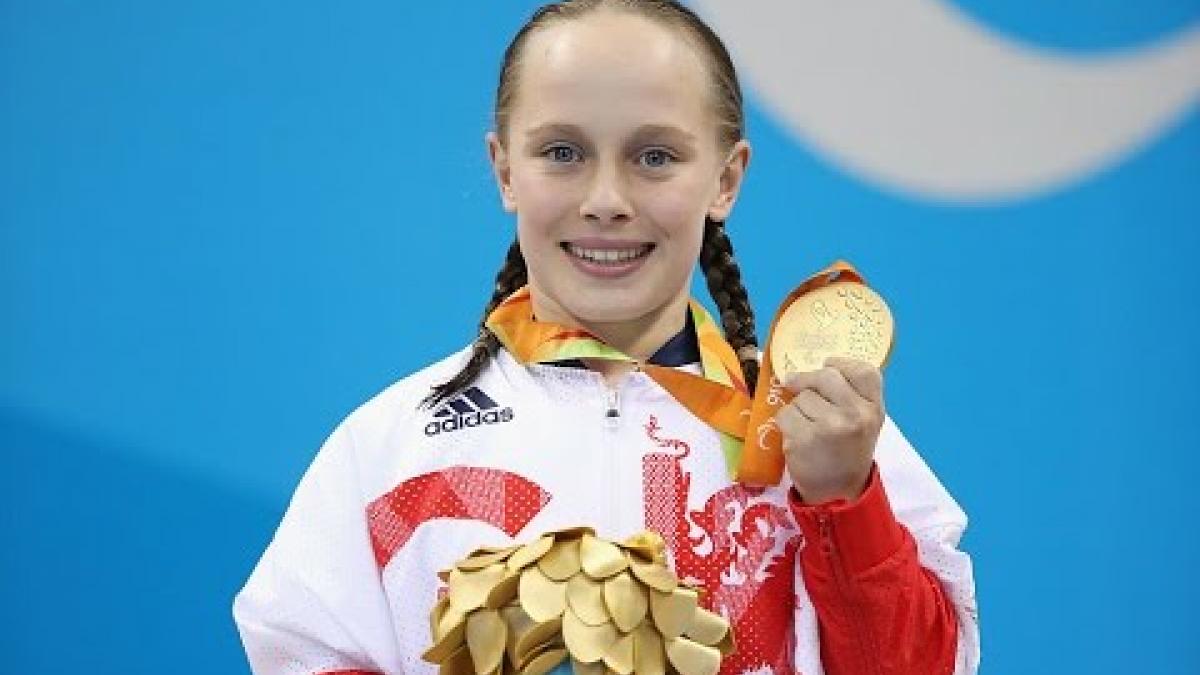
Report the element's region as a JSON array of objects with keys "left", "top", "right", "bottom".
[{"left": 484, "top": 260, "right": 866, "bottom": 485}]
